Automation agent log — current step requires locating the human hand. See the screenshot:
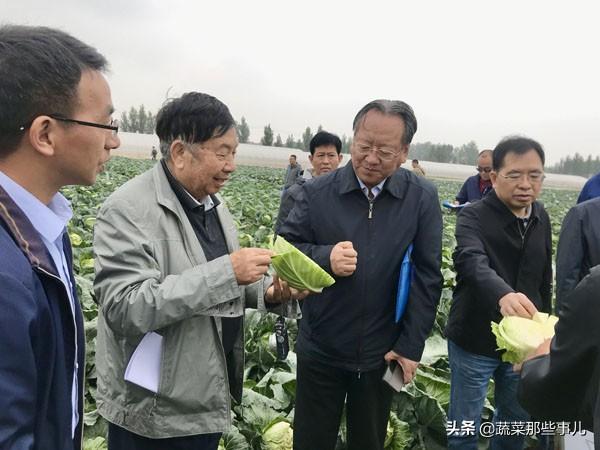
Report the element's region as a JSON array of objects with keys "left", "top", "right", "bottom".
[
  {"left": 513, "top": 338, "right": 552, "bottom": 372},
  {"left": 330, "top": 241, "right": 357, "bottom": 277},
  {"left": 265, "top": 274, "right": 311, "bottom": 303},
  {"left": 384, "top": 350, "right": 419, "bottom": 384},
  {"left": 230, "top": 248, "right": 273, "bottom": 285},
  {"left": 498, "top": 292, "right": 538, "bottom": 318}
]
